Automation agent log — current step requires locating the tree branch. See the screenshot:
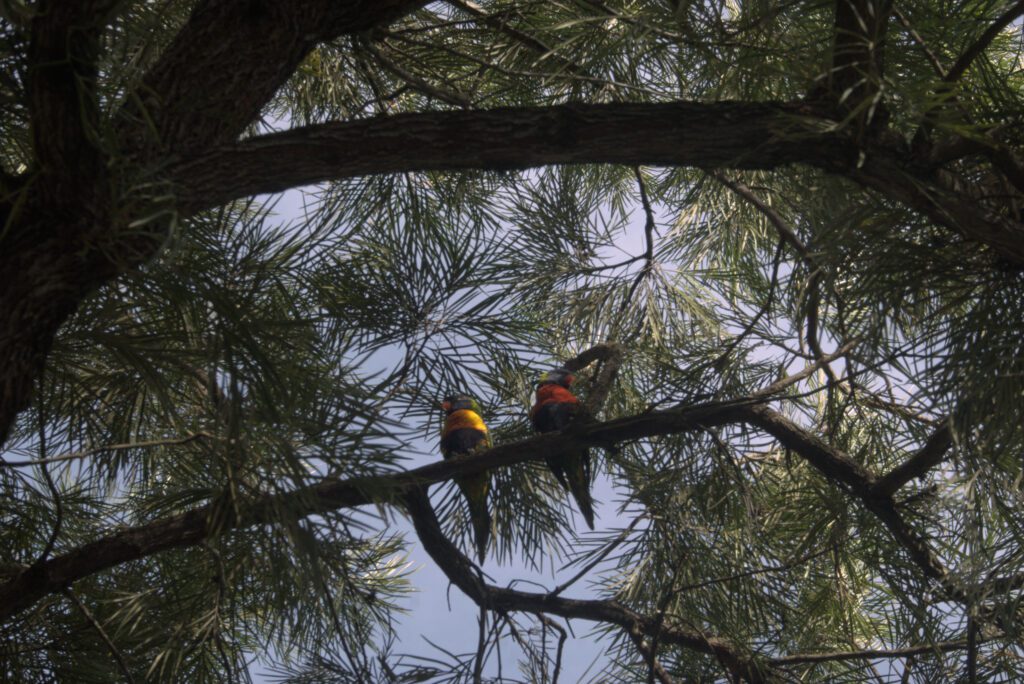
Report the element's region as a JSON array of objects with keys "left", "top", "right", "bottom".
[
  {"left": 0, "top": 392, "right": 965, "bottom": 628},
  {"left": 0, "top": 397, "right": 775, "bottom": 622},
  {"left": 944, "top": 0, "right": 1024, "bottom": 84},
  {"left": 873, "top": 422, "right": 953, "bottom": 497},
  {"left": 120, "top": 0, "right": 428, "bottom": 157},
  {"left": 403, "top": 488, "right": 771, "bottom": 683},
  {"left": 173, "top": 102, "right": 1024, "bottom": 266},
  {"left": 627, "top": 626, "right": 677, "bottom": 684},
  {"left": 172, "top": 100, "right": 853, "bottom": 213},
  {"left": 27, "top": 0, "right": 116, "bottom": 199}
]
